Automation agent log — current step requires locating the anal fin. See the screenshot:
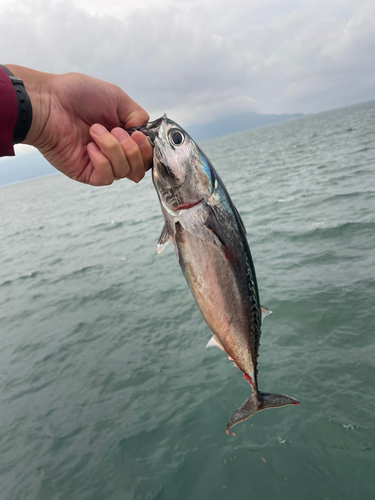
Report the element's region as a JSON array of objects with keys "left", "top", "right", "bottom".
[{"left": 206, "top": 336, "right": 225, "bottom": 352}]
